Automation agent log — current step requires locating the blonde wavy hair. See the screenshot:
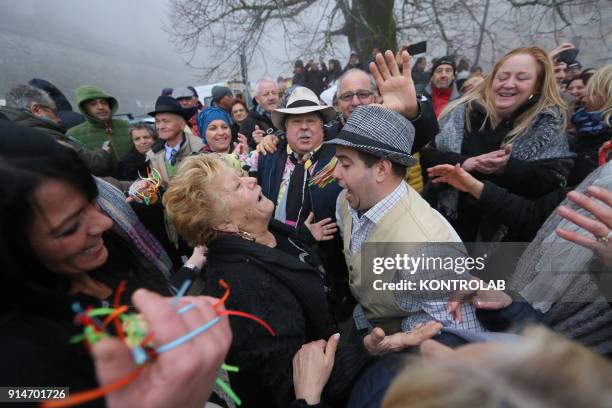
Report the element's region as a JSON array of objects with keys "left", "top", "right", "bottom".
[
  {"left": 440, "top": 46, "right": 567, "bottom": 145},
  {"left": 383, "top": 326, "right": 612, "bottom": 408},
  {"left": 162, "top": 154, "right": 231, "bottom": 246},
  {"left": 585, "top": 64, "right": 612, "bottom": 127}
]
